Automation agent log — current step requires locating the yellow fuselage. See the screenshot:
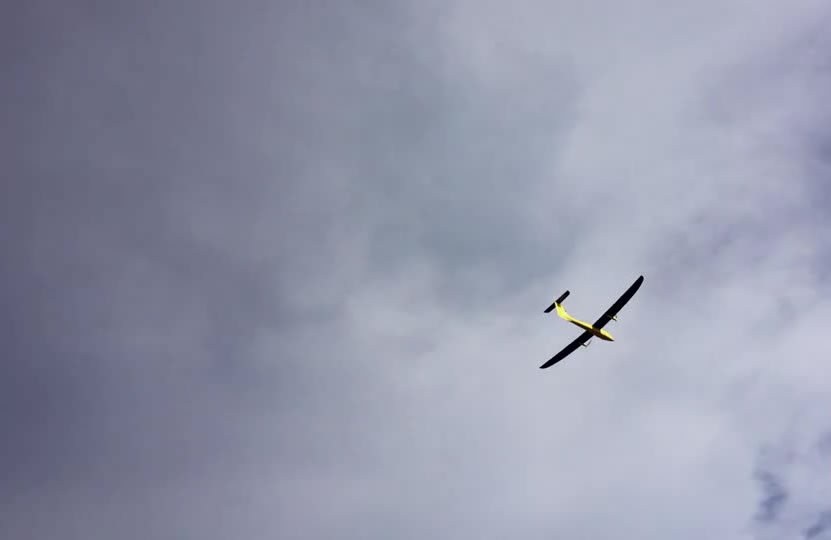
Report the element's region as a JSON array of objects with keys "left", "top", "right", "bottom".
[
  {"left": 567, "top": 317, "right": 614, "bottom": 341},
  {"left": 555, "top": 303, "right": 614, "bottom": 341}
]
